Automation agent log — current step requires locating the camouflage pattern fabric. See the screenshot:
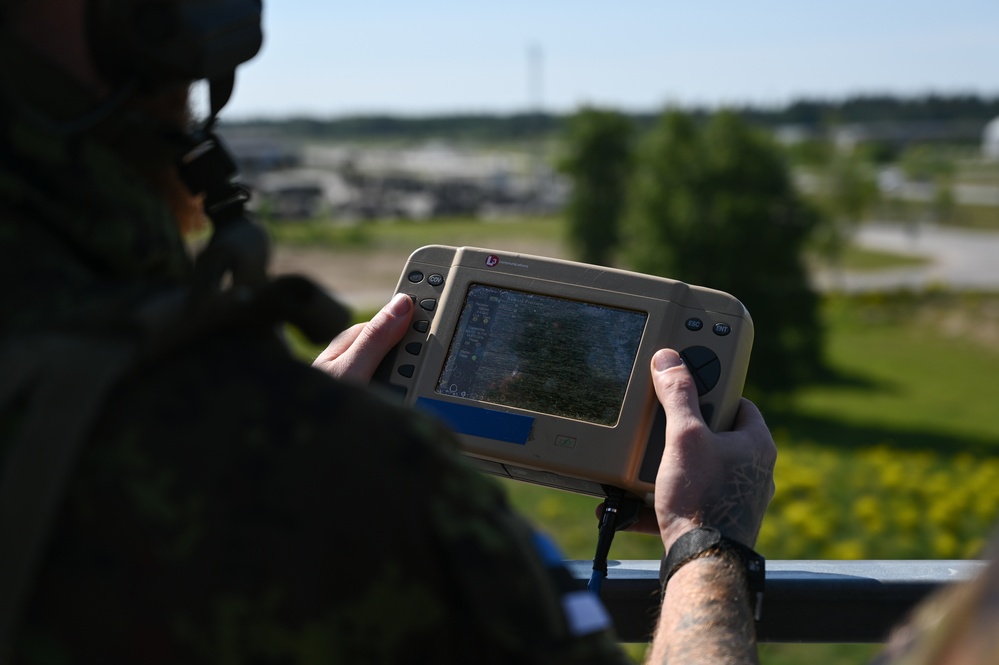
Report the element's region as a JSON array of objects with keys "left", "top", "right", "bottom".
[{"left": 0, "top": 39, "right": 631, "bottom": 664}]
